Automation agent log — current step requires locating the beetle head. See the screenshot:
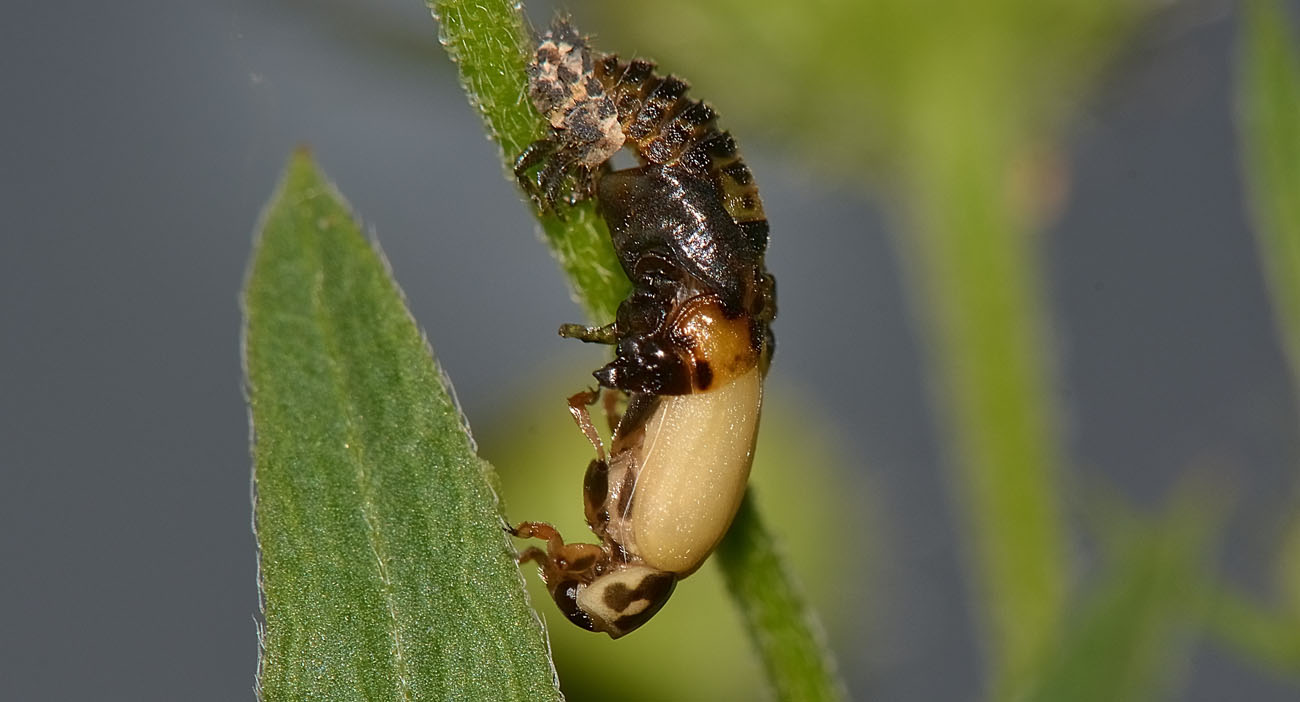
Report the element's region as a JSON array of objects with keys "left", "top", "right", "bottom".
[
  {"left": 597, "top": 336, "right": 693, "bottom": 395},
  {"left": 574, "top": 565, "right": 677, "bottom": 638}
]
